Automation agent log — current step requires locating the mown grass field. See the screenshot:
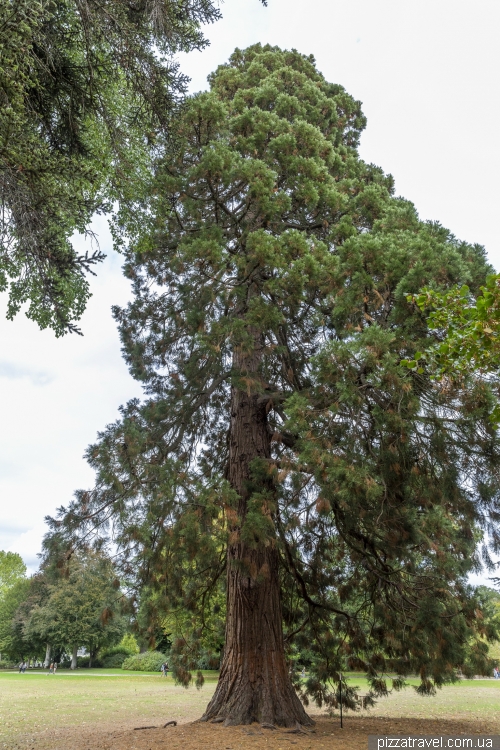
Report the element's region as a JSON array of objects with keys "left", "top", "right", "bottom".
[
  {"left": 345, "top": 676, "right": 500, "bottom": 721},
  {"left": 0, "top": 669, "right": 219, "bottom": 744},
  {"left": 0, "top": 670, "right": 499, "bottom": 747}
]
